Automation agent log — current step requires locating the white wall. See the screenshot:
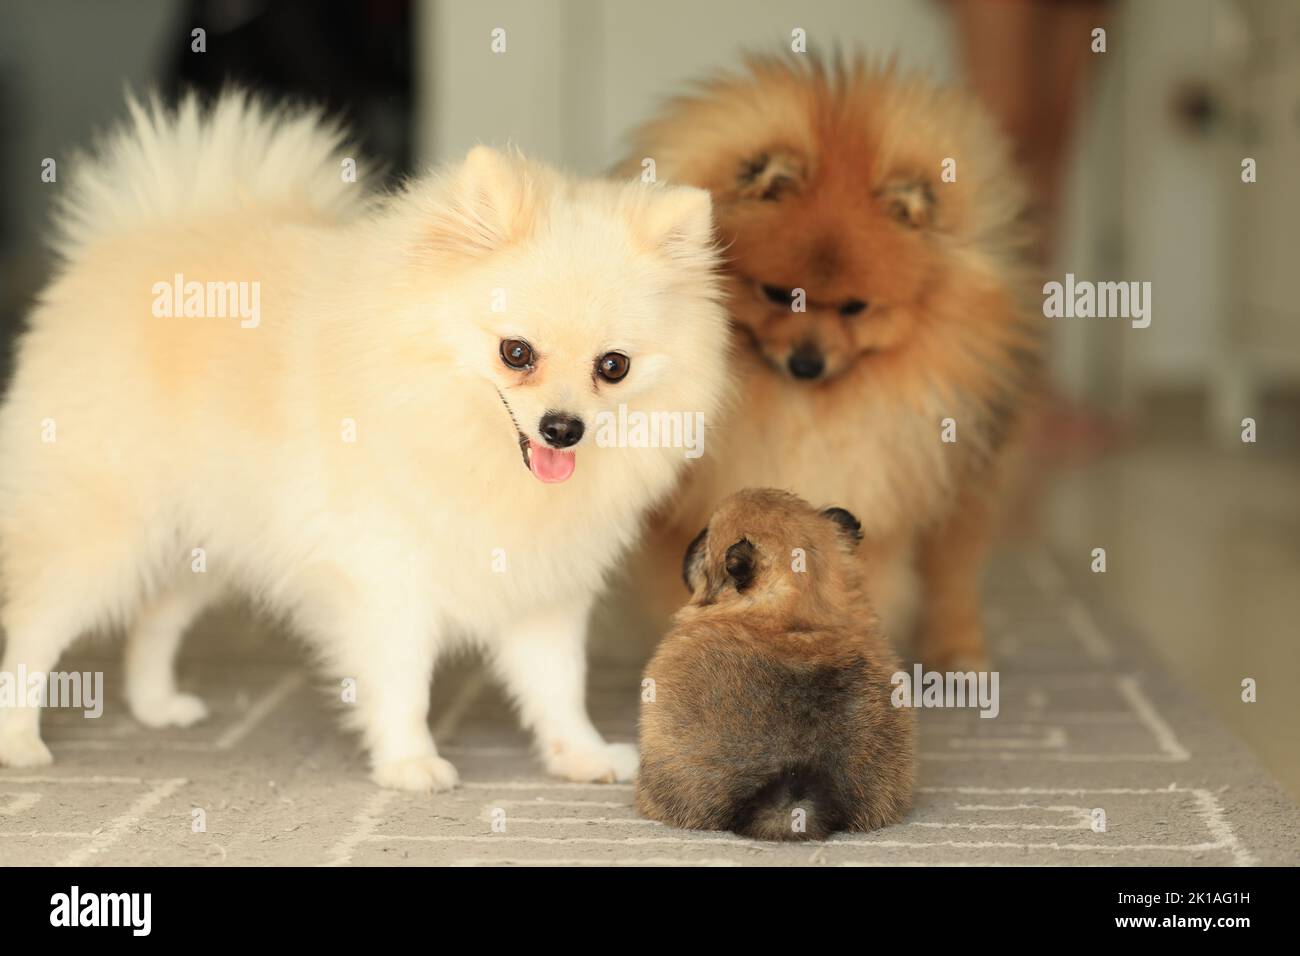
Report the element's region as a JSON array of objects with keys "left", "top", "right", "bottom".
[
  {"left": 1117, "top": 0, "right": 1226, "bottom": 390},
  {"left": 418, "top": 0, "right": 954, "bottom": 173},
  {"left": 0, "top": 0, "right": 179, "bottom": 254}
]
